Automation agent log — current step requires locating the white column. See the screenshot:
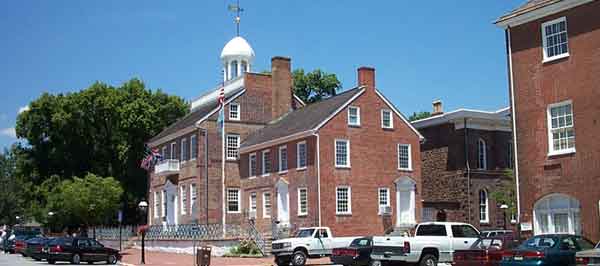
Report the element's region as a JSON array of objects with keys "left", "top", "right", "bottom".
[
  {"left": 237, "top": 60, "right": 242, "bottom": 77},
  {"left": 227, "top": 62, "right": 232, "bottom": 81}
]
